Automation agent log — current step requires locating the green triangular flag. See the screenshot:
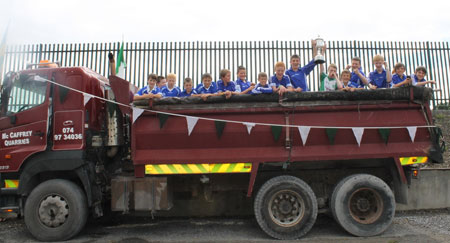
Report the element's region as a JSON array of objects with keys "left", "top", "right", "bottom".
[
  {"left": 326, "top": 128, "right": 338, "bottom": 145},
  {"left": 271, "top": 126, "right": 282, "bottom": 142},
  {"left": 378, "top": 128, "right": 390, "bottom": 144},
  {"left": 59, "top": 86, "right": 69, "bottom": 103},
  {"left": 158, "top": 114, "right": 169, "bottom": 129},
  {"left": 215, "top": 121, "right": 226, "bottom": 139}
]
